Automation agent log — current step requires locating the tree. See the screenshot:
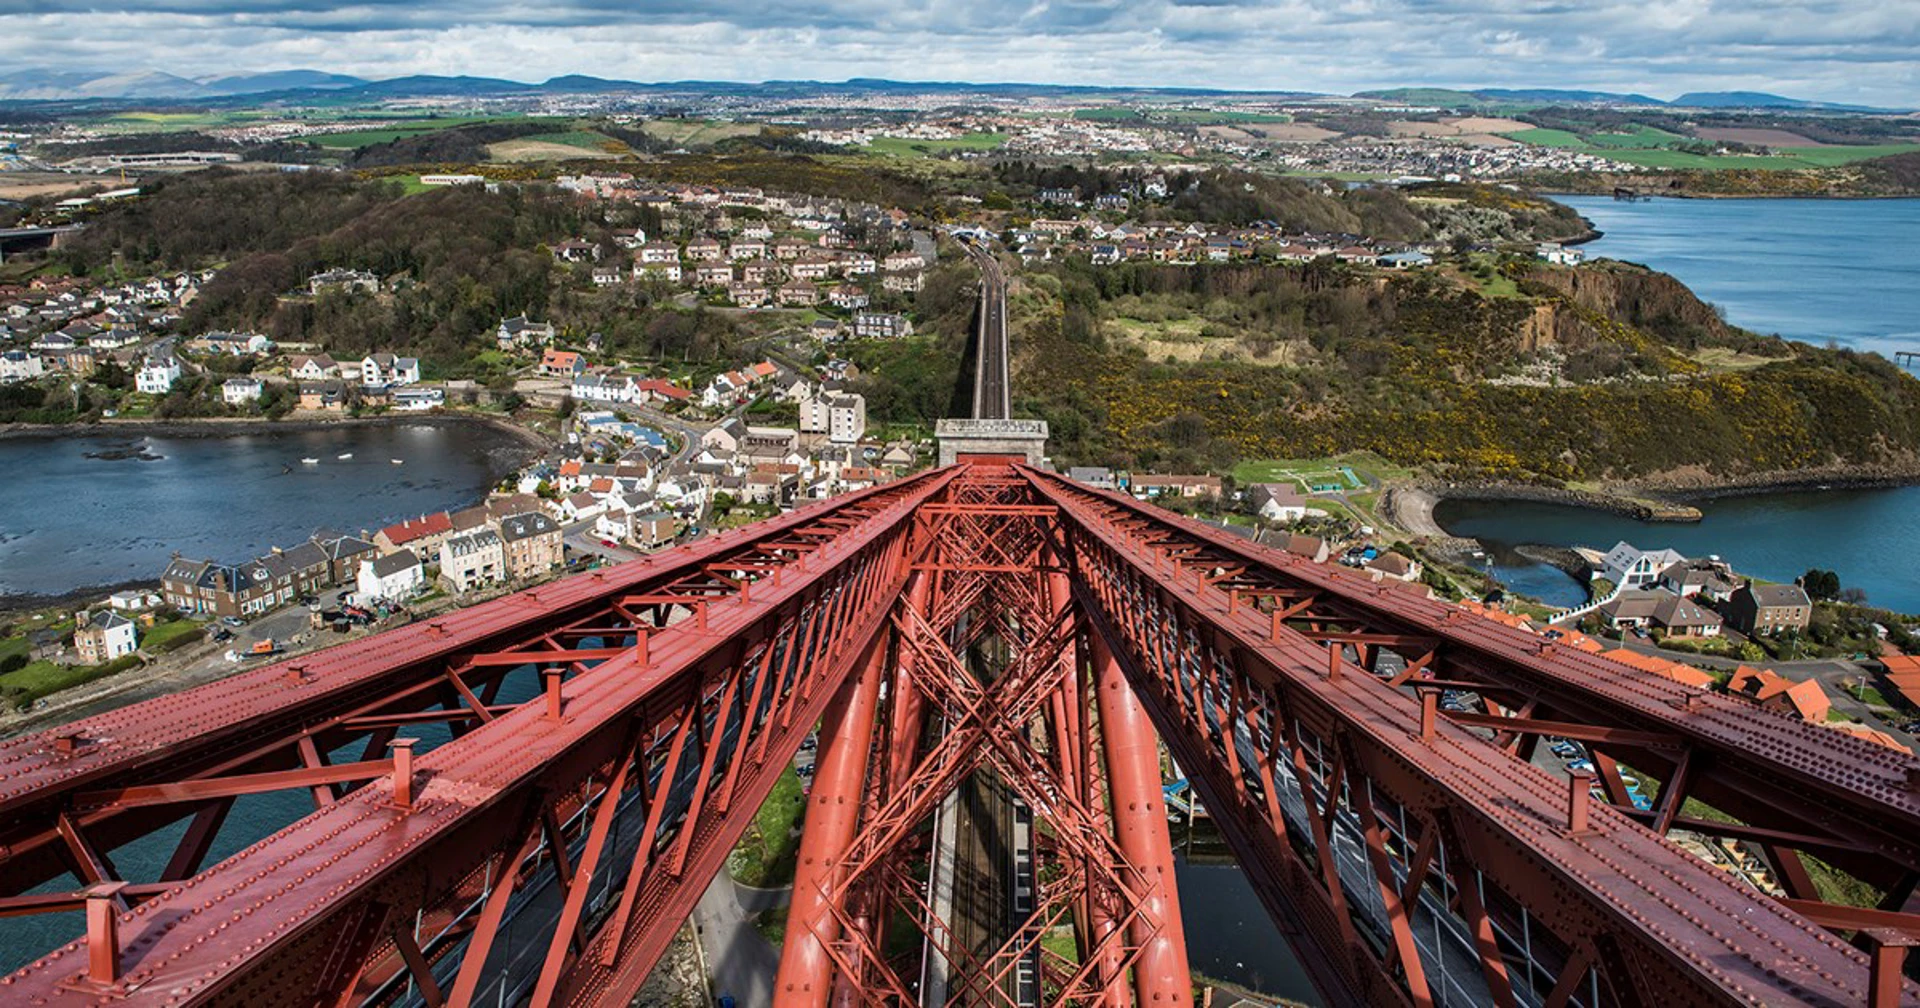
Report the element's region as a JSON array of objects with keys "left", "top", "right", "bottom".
[{"left": 1801, "top": 568, "right": 1841, "bottom": 601}]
